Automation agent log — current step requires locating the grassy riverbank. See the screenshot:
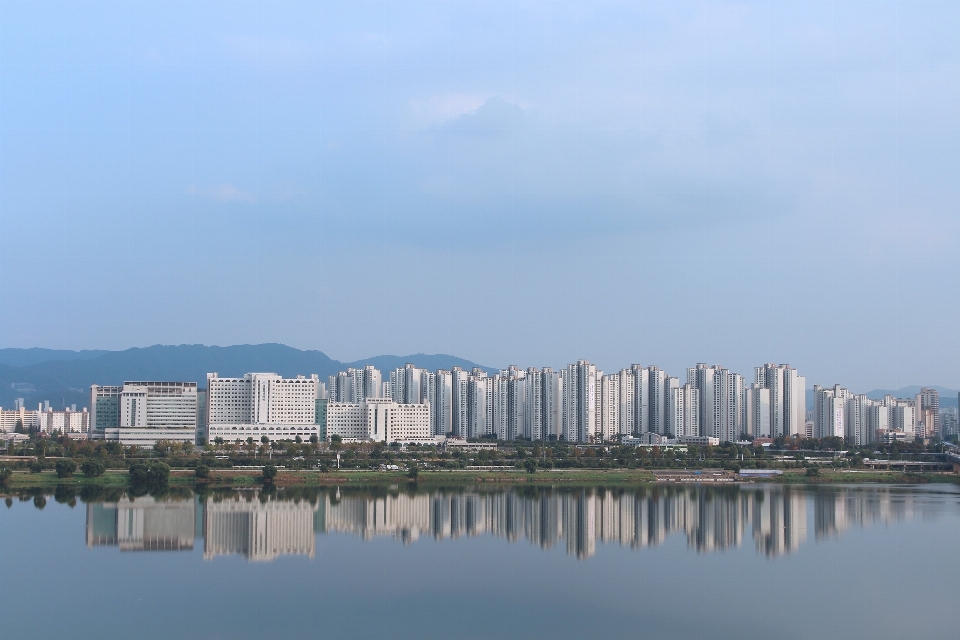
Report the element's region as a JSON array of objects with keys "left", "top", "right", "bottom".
[{"left": 3, "top": 467, "right": 957, "bottom": 490}]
